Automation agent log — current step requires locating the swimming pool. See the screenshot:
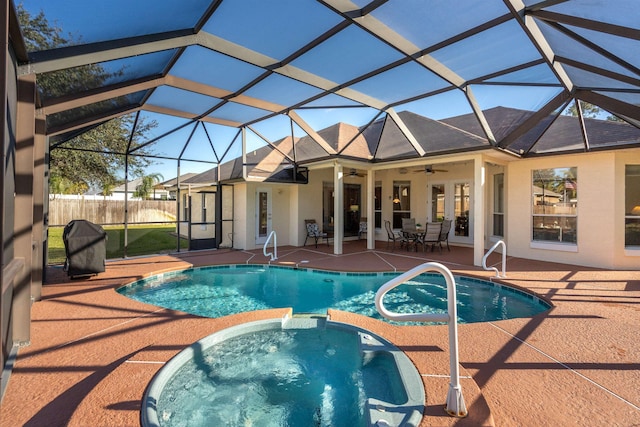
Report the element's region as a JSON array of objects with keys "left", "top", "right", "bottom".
[
  {"left": 117, "top": 264, "right": 549, "bottom": 324},
  {"left": 142, "top": 317, "right": 425, "bottom": 427}
]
